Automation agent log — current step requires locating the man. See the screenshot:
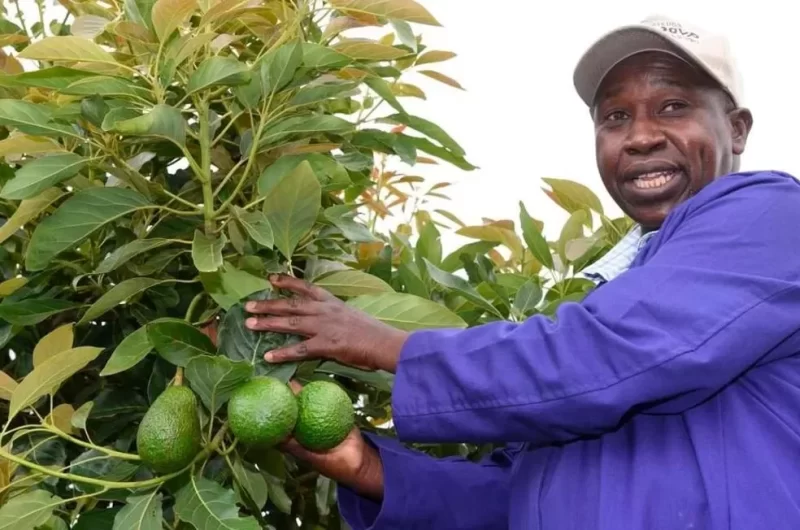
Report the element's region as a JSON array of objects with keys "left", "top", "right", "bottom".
[{"left": 244, "top": 15, "right": 800, "bottom": 529}]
